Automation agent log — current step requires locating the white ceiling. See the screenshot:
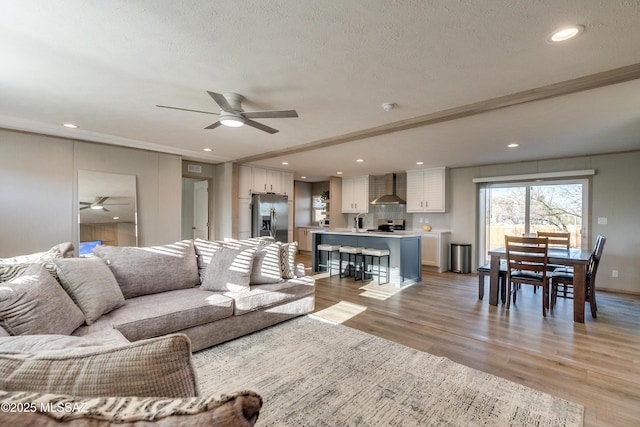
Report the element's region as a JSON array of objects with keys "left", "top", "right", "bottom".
[{"left": 2, "top": 1, "right": 640, "bottom": 181}]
